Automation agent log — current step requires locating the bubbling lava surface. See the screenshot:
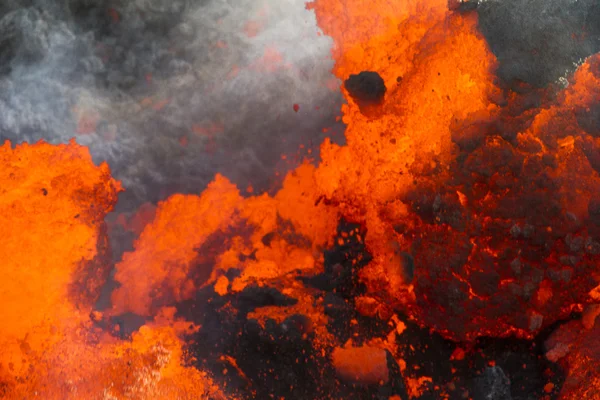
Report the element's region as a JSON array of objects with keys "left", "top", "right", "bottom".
[{"left": 1, "top": 0, "right": 600, "bottom": 399}]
